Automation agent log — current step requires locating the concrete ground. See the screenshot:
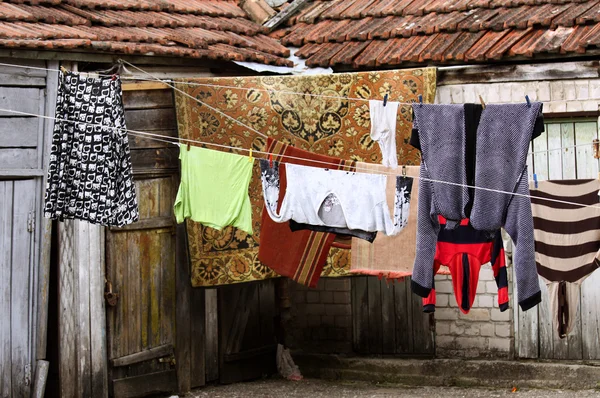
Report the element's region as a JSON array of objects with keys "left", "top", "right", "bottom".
[{"left": 183, "top": 378, "right": 600, "bottom": 397}]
